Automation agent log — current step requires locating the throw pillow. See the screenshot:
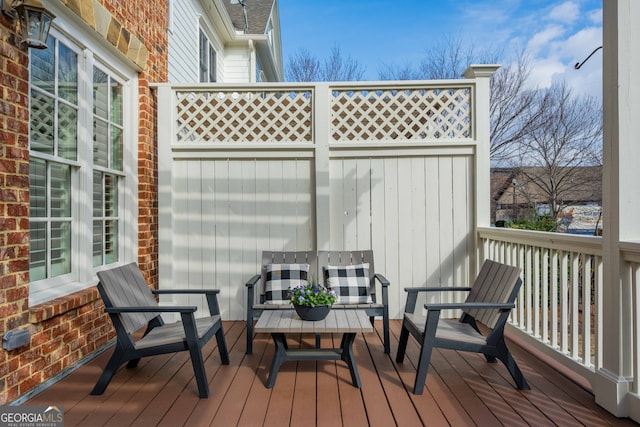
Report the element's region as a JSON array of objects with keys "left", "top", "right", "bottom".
[
  {"left": 323, "top": 263, "right": 371, "bottom": 304},
  {"left": 264, "top": 263, "right": 309, "bottom": 304}
]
